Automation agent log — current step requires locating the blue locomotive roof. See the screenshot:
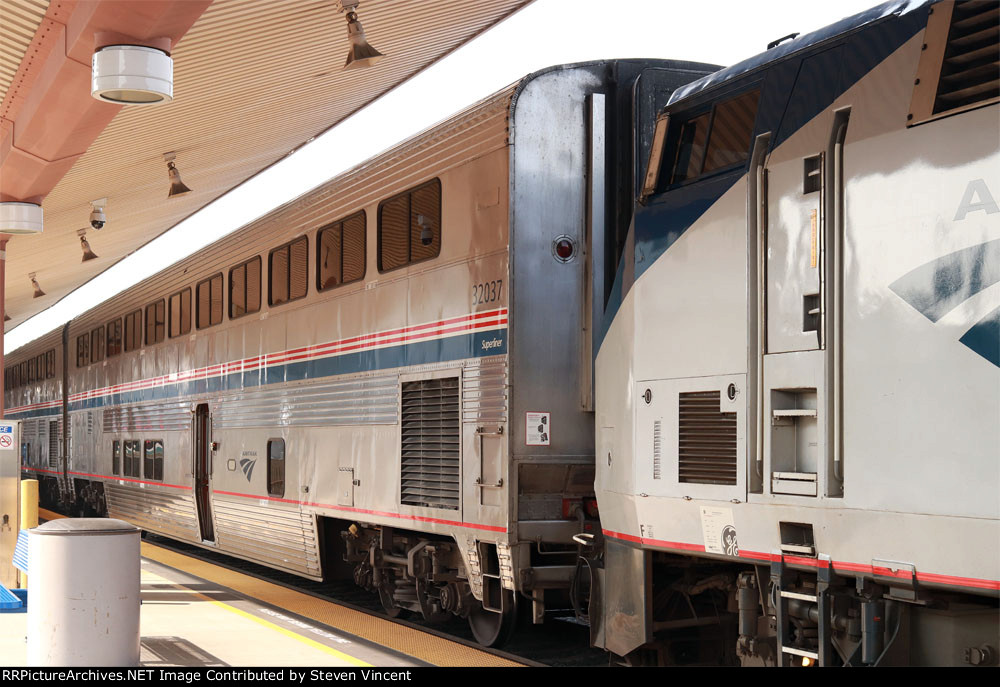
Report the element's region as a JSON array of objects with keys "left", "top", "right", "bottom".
[{"left": 667, "top": 0, "right": 932, "bottom": 107}]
